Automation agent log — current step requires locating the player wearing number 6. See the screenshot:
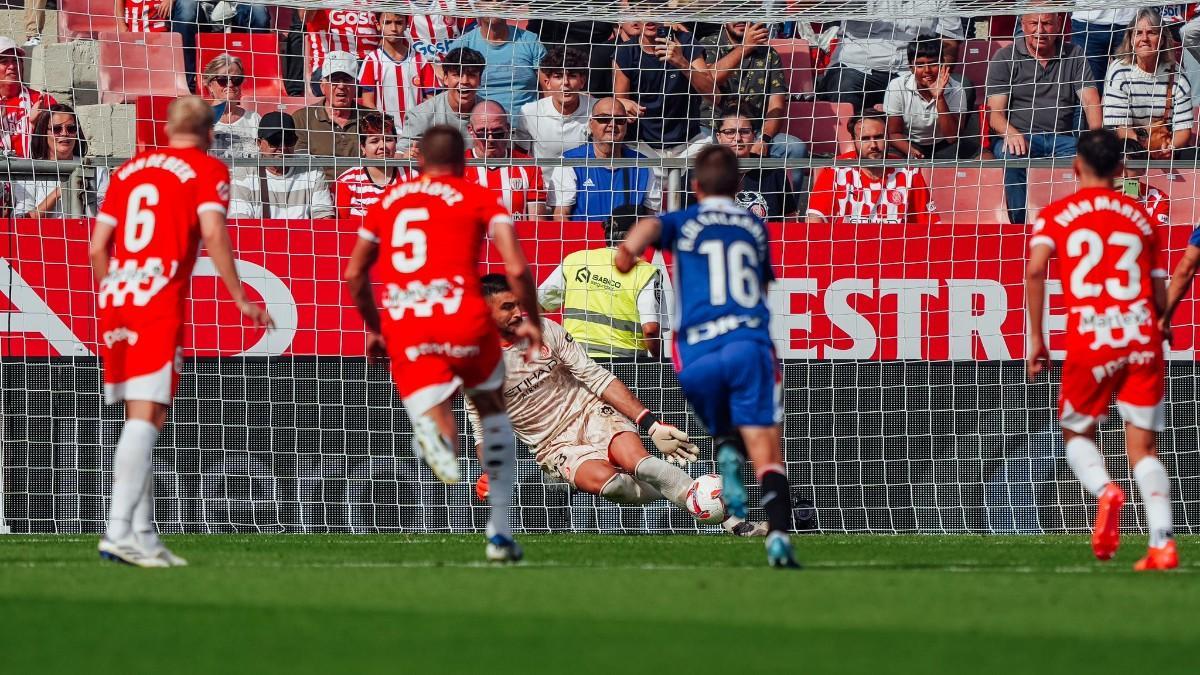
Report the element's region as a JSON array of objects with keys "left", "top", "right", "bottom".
[
  {"left": 1026, "top": 129, "right": 1177, "bottom": 571},
  {"left": 345, "top": 125, "right": 542, "bottom": 563},
  {"left": 90, "top": 96, "right": 273, "bottom": 567},
  {"left": 616, "top": 145, "right": 799, "bottom": 568}
]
